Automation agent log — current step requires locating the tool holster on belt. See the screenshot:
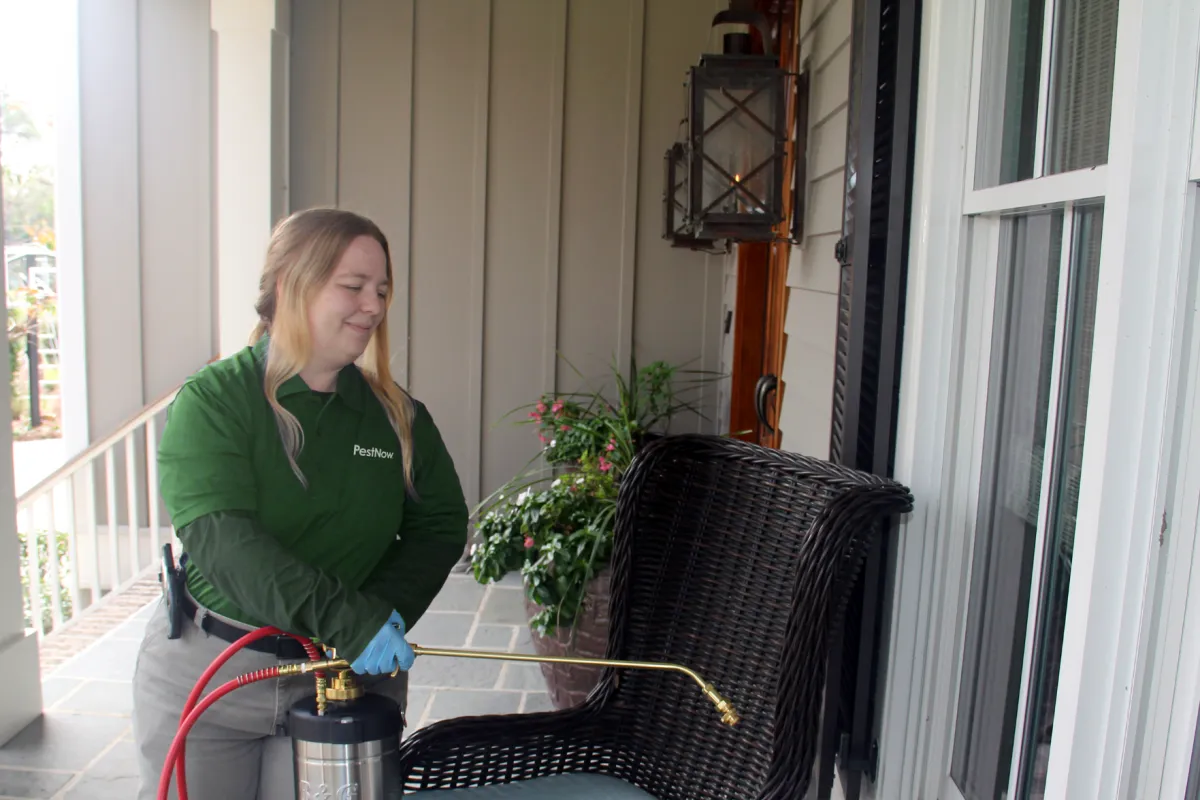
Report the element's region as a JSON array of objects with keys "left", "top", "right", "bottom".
[{"left": 159, "top": 542, "right": 186, "bottom": 639}]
